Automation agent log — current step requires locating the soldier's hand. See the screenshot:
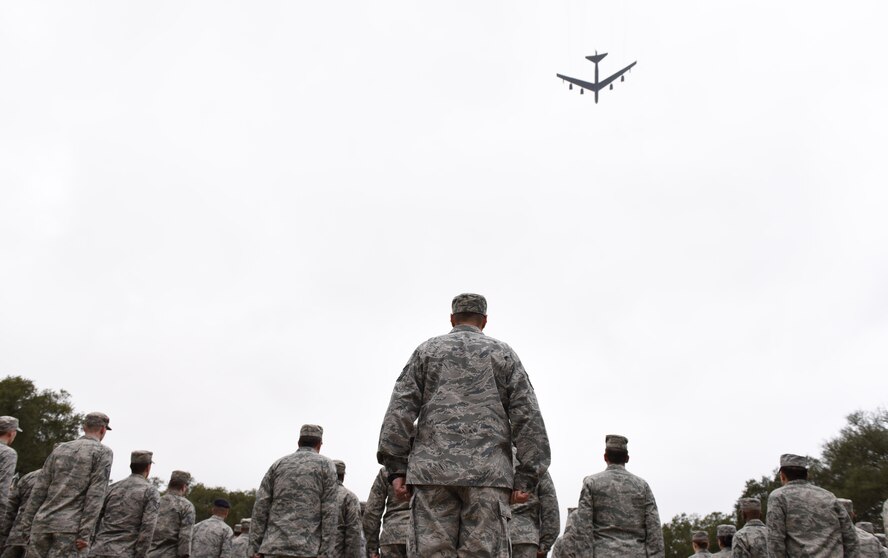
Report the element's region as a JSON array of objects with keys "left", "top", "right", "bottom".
[
  {"left": 536, "top": 552, "right": 547, "bottom": 558},
  {"left": 511, "top": 490, "right": 530, "bottom": 504},
  {"left": 370, "top": 554, "right": 380, "bottom": 558},
  {"left": 74, "top": 539, "right": 88, "bottom": 550},
  {"left": 392, "top": 476, "right": 412, "bottom": 502}
]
